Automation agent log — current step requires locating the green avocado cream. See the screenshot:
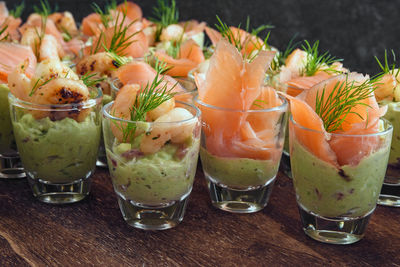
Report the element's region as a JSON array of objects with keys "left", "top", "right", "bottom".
[
  {"left": 0, "top": 84, "right": 15, "bottom": 154},
  {"left": 291, "top": 139, "right": 389, "bottom": 218},
  {"left": 13, "top": 113, "right": 101, "bottom": 183},
  {"left": 107, "top": 138, "right": 200, "bottom": 206},
  {"left": 200, "top": 147, "right": 278, "bottom": 190},
  {"left": 382, "top": 102, "right": 400, "bottom": 165}
]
